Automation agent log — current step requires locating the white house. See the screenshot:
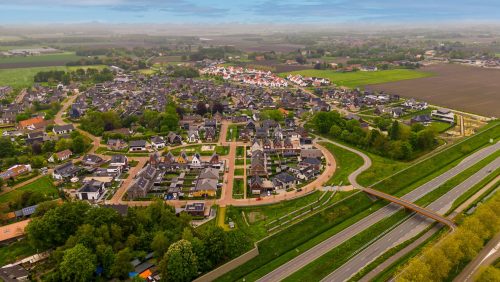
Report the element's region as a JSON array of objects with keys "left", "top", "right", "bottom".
[
  {"left": 76, "top": 180, "right": 105, "bottom": 201},
  {"left": 431, "top": 108, "right": 455, "bottom": 124},
  {"left": 190, "top": 153, "right": 202, "bottom": 168},
  {"left": 151, "top": 136, "right": 166, "bottom": 150}
]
